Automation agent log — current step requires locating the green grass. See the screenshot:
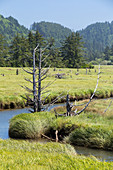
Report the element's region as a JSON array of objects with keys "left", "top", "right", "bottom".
[
  {"left": 9, "top": 98, "right": 113, "bottom": 150},
  {"left": 0, "top": 139, "right": 113, "bottom": 170},
  {"left": 5, "top": 65, "right": 113, "bottom": 168},
  {"left": 1, "top": 65, "right": 113, "bottom": 109}
]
